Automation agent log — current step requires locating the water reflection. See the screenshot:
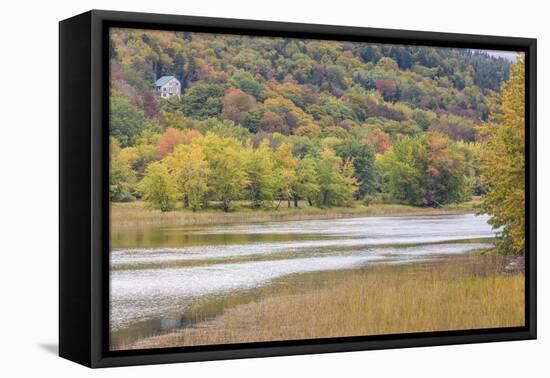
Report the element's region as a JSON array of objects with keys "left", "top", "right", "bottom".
[{"left": 110, "top": 213, "right": 496, "bottom": 349}]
